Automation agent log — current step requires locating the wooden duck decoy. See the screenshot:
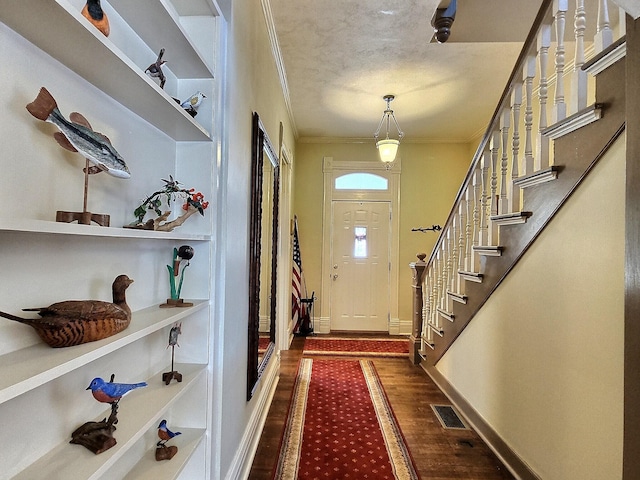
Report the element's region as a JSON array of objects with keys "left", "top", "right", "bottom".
[{"left": 0, "top": 275, "right": 133, "bottom": 348}]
